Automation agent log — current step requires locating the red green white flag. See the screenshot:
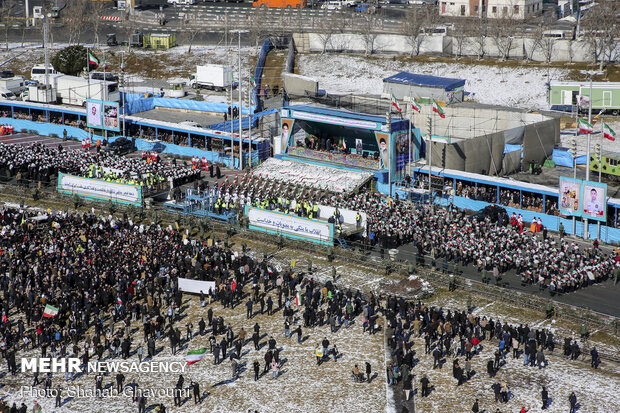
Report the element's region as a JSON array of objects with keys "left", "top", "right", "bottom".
[
  {"left": 410, "top": 97, "right": 421, "bottom": 113},
  {"left": 295, "top": 291, "right": 301, "bottom": 306},
  {"left": 120, "top": 60, "right": 125, "bottom": 72},
  {"left": 578, "top": 118, "right": 594, "bottom": 134},
  {"left": 391, "top": 94, "right": 402, "bottom": 112},
  {"left": 432, "top": 99, "right": 445, "bottom": 118},
  {"left": 603, "top": 122, "right": 616, "bottom": 141},
  {"left": 186, "top": 348, "right": 207, "bottom": 365},
  {"left": 43, "top": 304, "right": 59, "bottom": 318},
  {"left": 250, "top": 74, "right": 256, "bottom": 89},
  {"left": 88, "top": 52, "right": 99, "bottom": 68}
]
